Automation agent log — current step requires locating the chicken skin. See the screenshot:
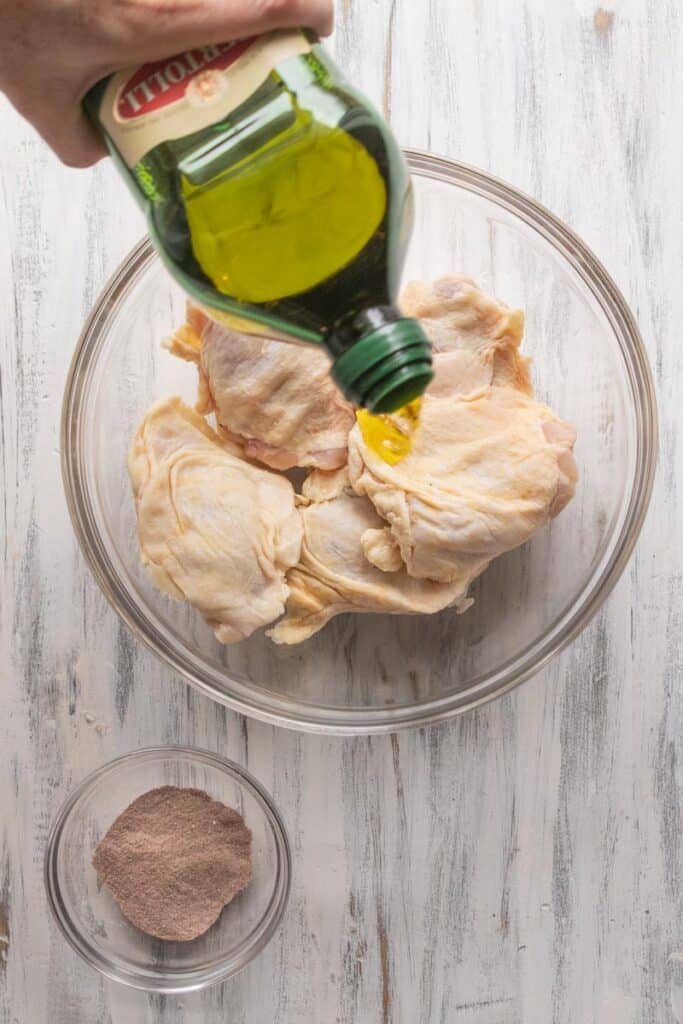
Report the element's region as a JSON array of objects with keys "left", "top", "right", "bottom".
[
  {"left": 401, "top": 274, "right": 532, "bottom": 394},
  {"left": 348, "top": 382, "right": 577, "bottom": 584},
  {"left": 166, "top": 306, "right": 354, "bottom": 471},
  {"left": 129, "top": 397, "right": 302, "bottom": 643},
  {"left": 268, "top": 470, "right": 476, "bottom": 645}
]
